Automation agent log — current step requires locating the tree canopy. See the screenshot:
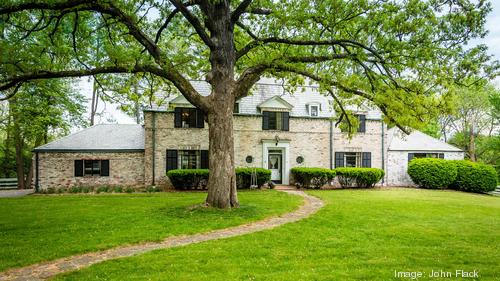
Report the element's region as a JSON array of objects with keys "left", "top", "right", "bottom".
[{"left": 0, "top": 0, "right": 498, "bottom": 207}]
